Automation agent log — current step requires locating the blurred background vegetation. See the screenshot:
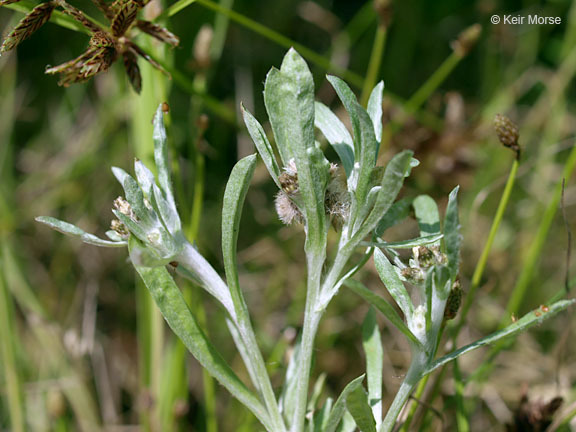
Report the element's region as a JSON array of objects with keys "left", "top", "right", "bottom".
[{"left": 1, "top": 0, "right": 575, "bottom": 430}]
